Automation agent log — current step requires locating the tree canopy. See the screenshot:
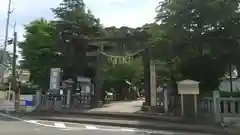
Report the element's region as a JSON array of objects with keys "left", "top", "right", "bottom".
[
  {"left": 155, "top": 0, "right": 240, "bottom": 91},
  {"left": 52, "top": 0, "right": 104, "bottom": 79},
  {"left": 18, "top": 0, "right": 240, "bottom": 93},
  {"left": 18, "top": 19, "right": 59, "bottom": 90}
]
